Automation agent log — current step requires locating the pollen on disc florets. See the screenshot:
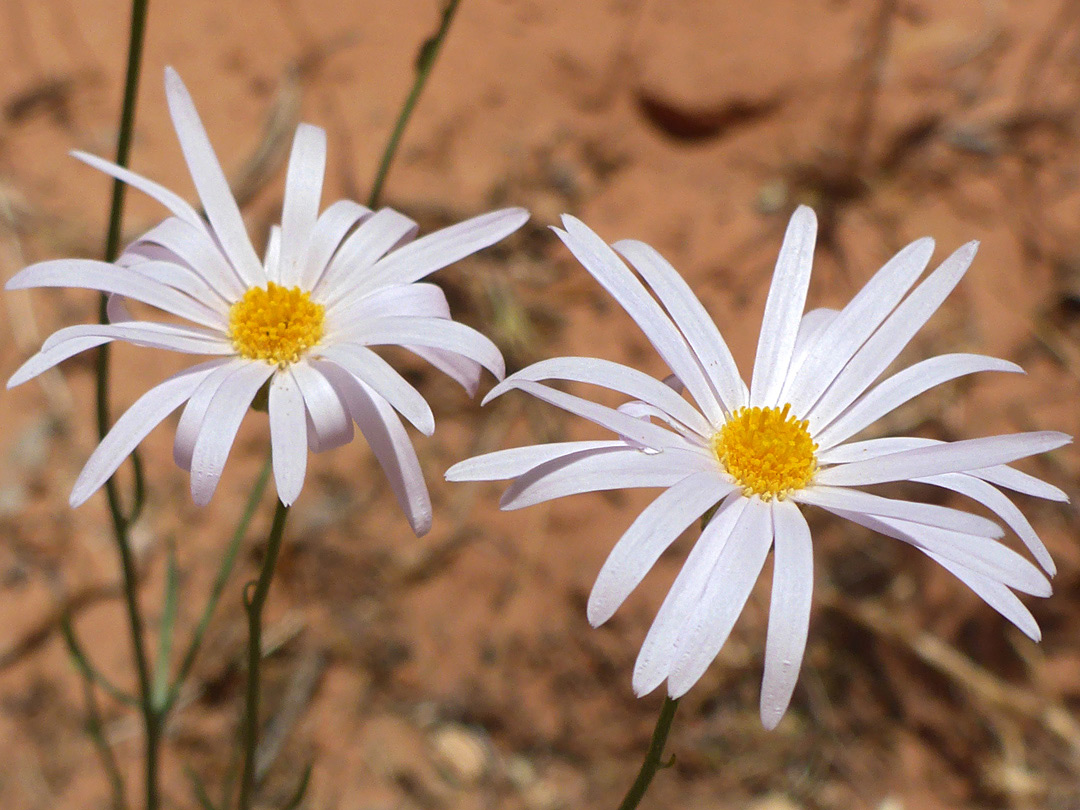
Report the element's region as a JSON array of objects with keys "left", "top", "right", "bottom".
[
  {"left": 712, "top": 403, "right": 818, "bottom": 500},
  {"left": 229, "top": 282, "right": 325, "bottom": 367}
]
